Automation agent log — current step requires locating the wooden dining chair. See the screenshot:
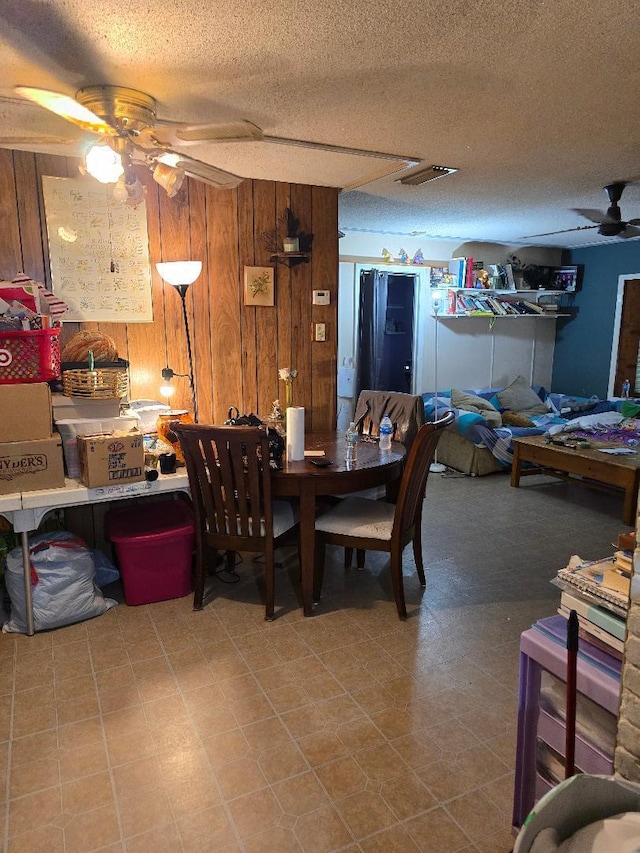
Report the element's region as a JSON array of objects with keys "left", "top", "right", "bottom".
[
  {"left": 344, "top": 388, "right": 428, "bottom": 567},
  {"left": 353, "top": 389, "right": 426, "bottom": 449},
  {"left": 173, "top": 423, "right": 299, "bottom": 620},
  {"left": 313, "top": 411, "right": 454, "bottom": 619}
]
